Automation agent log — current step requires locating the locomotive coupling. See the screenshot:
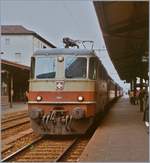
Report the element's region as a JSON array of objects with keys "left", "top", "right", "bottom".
[
  {"left": 71, "top": 107, "right": 85, "bottom": 119},
  {"left": 40, "top": 110, "right": 73, "bottom": 132}
]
